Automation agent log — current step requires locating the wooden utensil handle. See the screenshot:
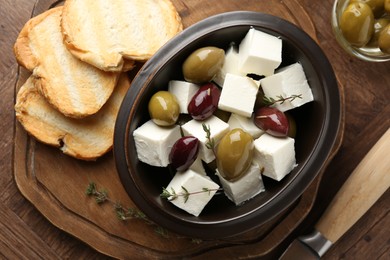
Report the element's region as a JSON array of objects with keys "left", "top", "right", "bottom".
[{"left": 316, "top": 128, "right": 390, "bottom": 243}]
